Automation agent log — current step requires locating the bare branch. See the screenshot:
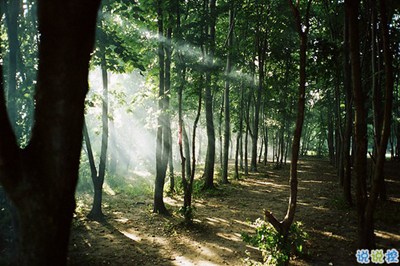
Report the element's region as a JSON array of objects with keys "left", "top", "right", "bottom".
[{"left": 264, "top": 209, "right": 282, "bottom": 233}]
